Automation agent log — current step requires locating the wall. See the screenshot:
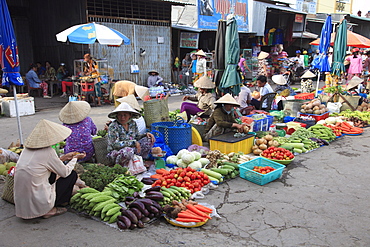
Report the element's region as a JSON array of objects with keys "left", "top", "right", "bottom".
[
  {"left": 91, "top": 22, "right": 171, "bottom": 85},
  {"left": 316, "top": 0, "right": 352, "bottom": 14}
]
